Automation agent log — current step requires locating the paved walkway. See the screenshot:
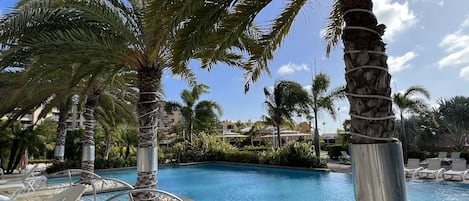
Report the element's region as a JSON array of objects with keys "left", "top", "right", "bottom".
[{"left": 327, "top": 160, "right": 352, "bottom": 173}]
